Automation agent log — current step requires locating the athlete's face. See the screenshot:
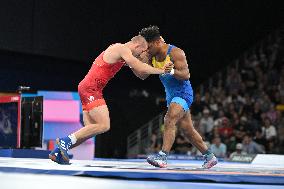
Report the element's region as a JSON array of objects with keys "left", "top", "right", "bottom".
[{"left": 147, "top": 39, "right": 162, "bottom": 56}]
